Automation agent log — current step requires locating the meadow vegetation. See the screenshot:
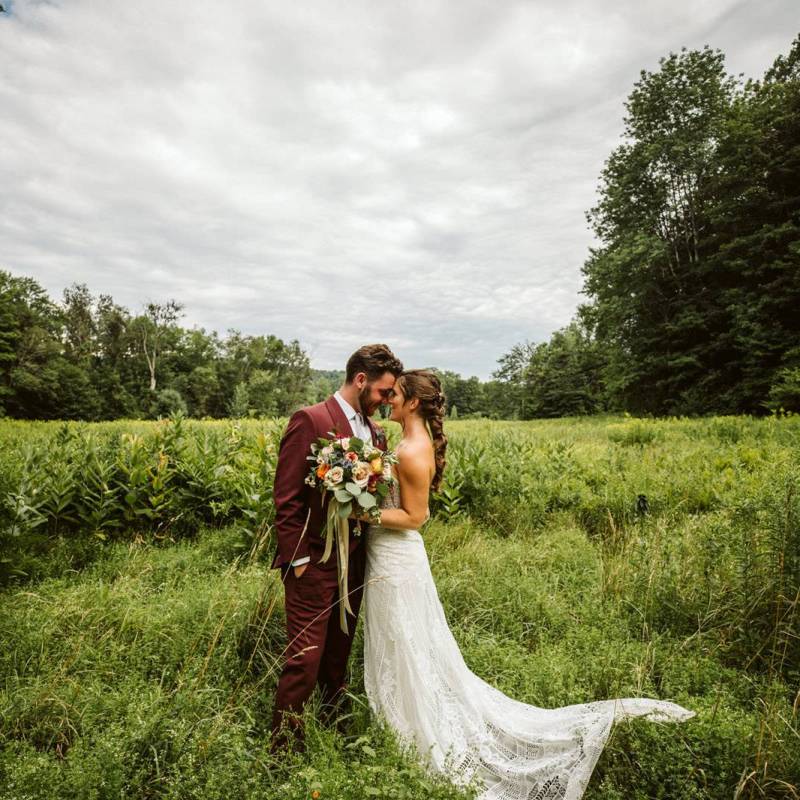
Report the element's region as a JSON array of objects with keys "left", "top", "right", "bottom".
[{"left": 1, "top": 414, "right": 798, "bottom": 799}]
